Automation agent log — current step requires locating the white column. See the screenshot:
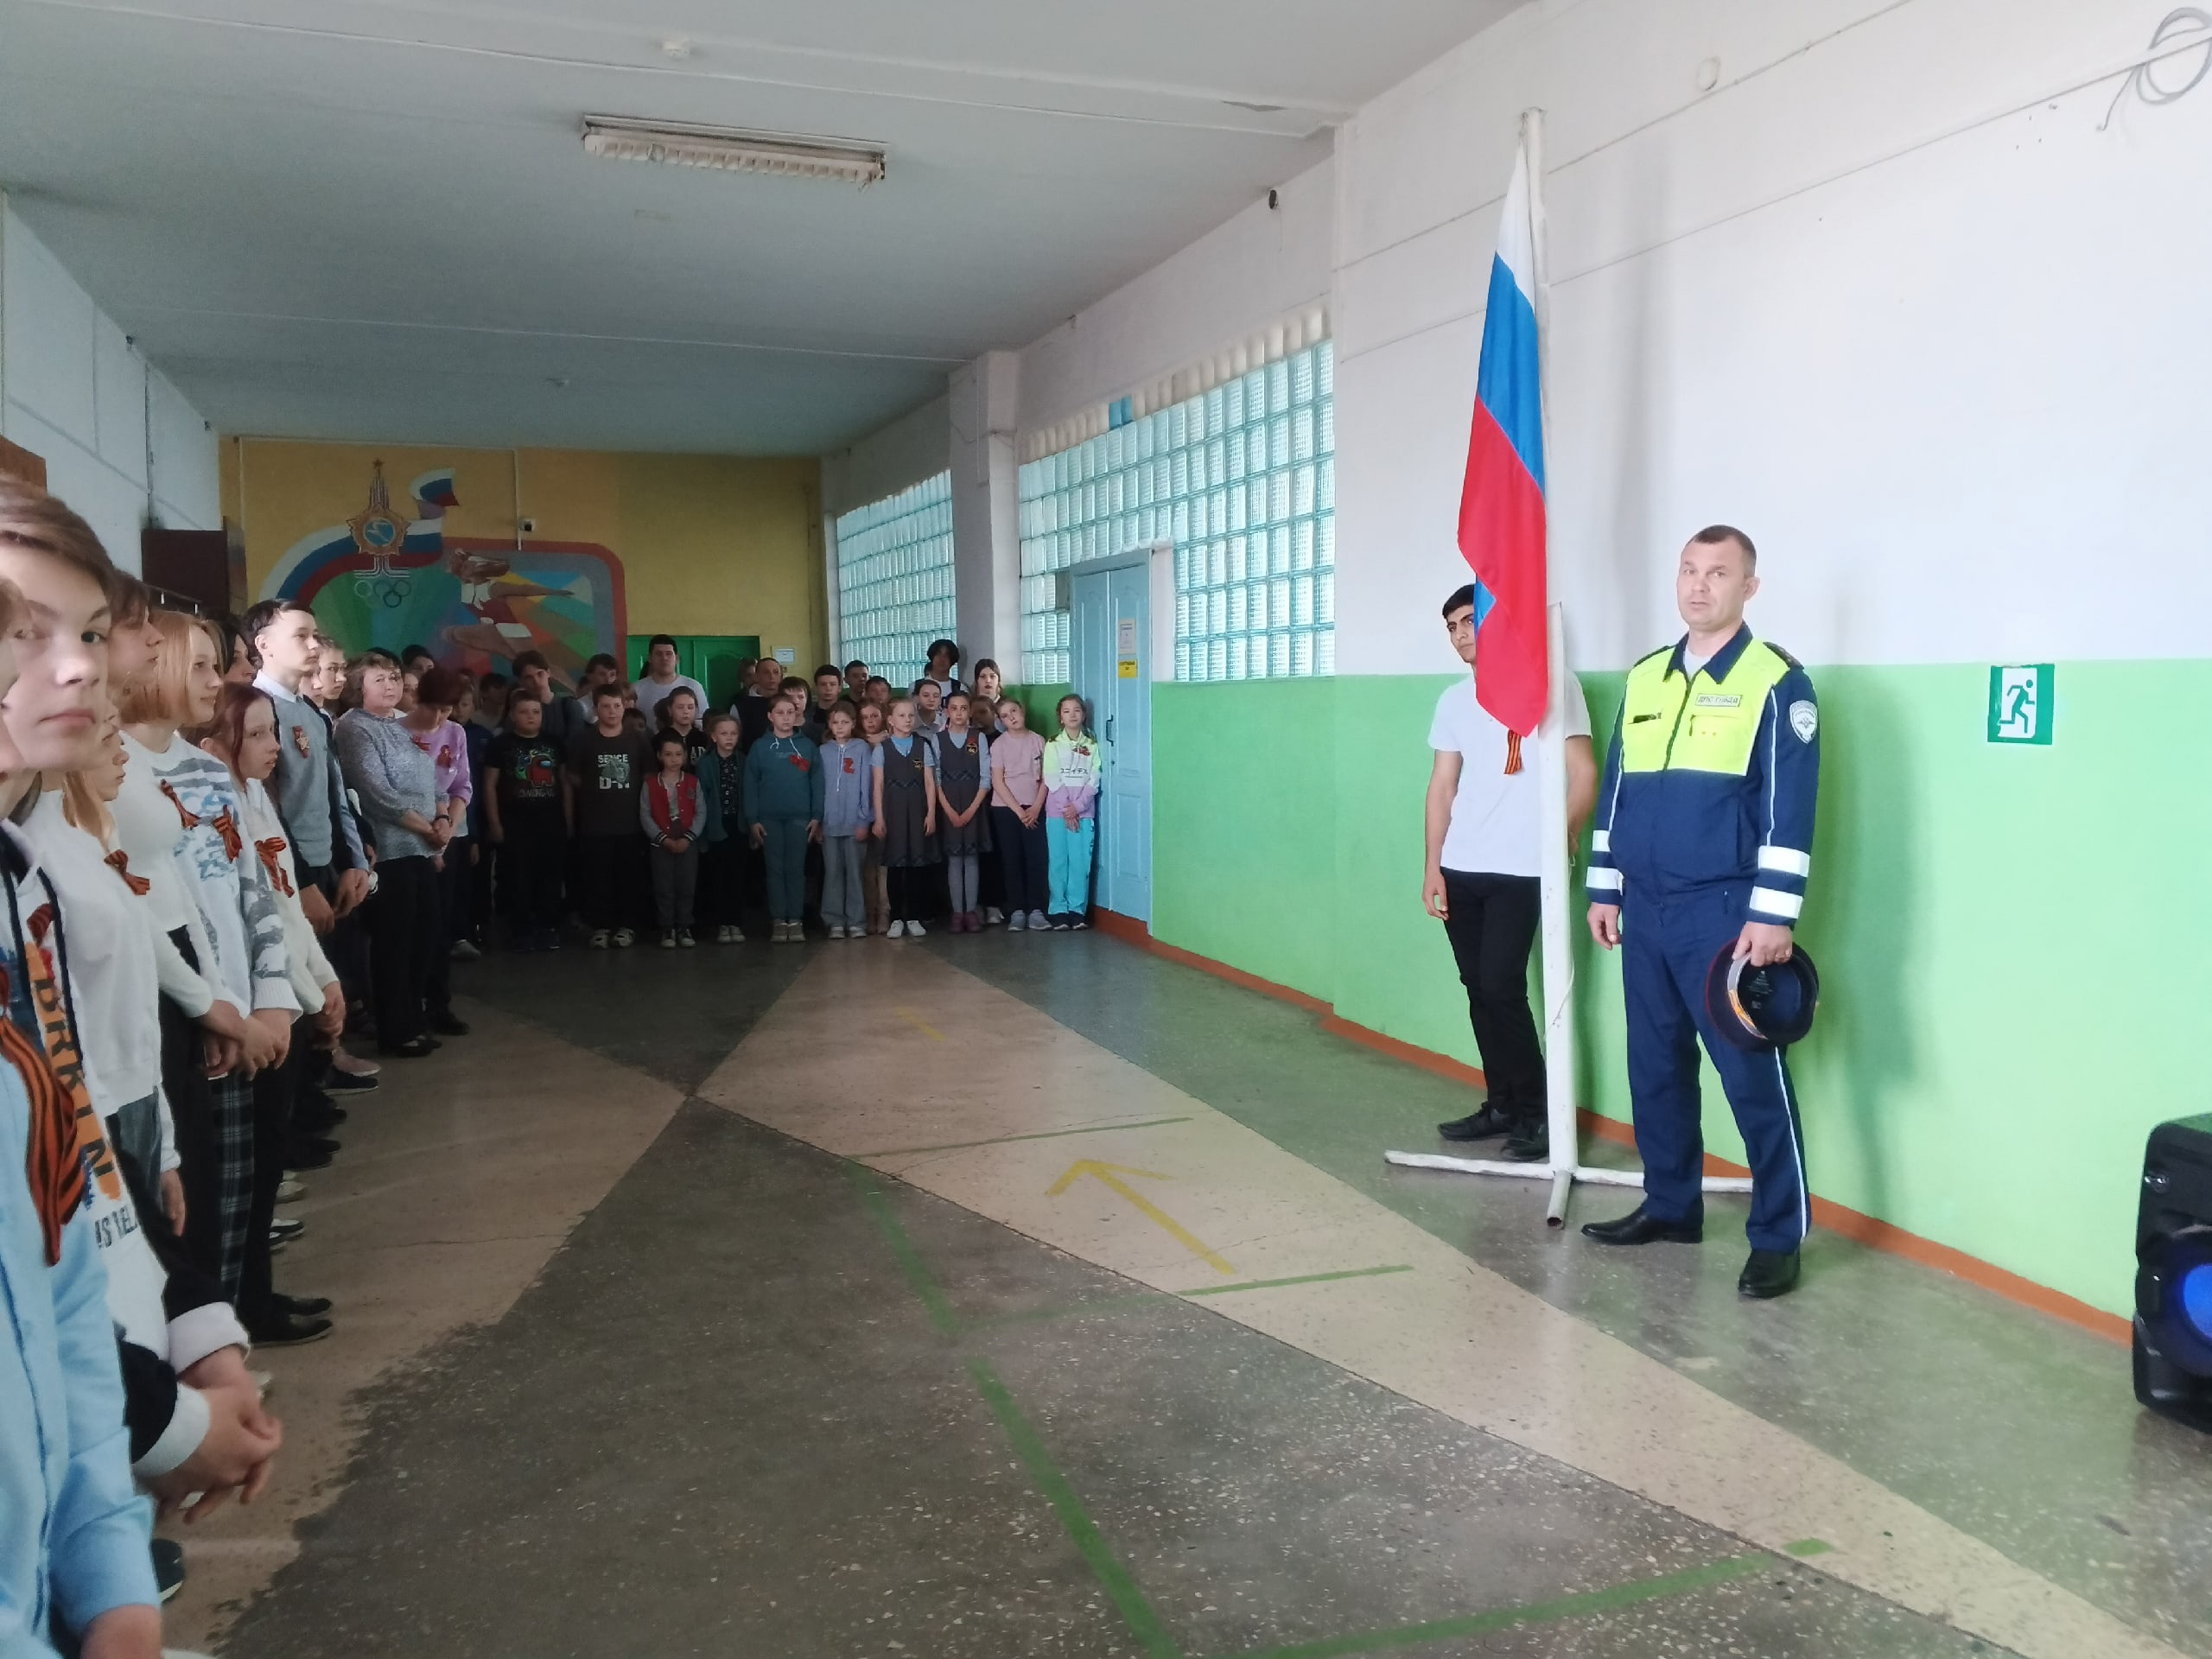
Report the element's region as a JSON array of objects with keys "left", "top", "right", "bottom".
[{"left": 950, "top": 350, "right": 1021, "bottom": 669}]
